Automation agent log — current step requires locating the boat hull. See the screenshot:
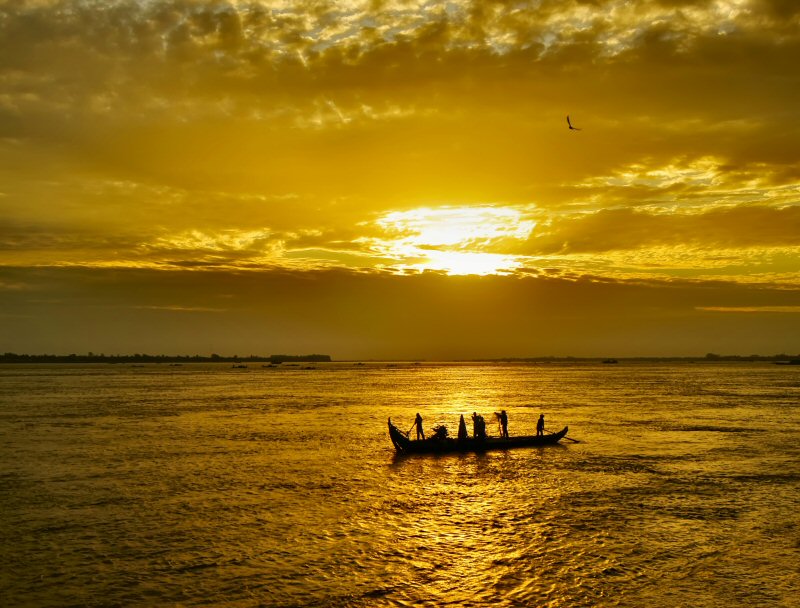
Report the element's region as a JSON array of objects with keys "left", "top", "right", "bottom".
[{"left": 388, "top": 419, "right": 569, "bottom": 455}]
